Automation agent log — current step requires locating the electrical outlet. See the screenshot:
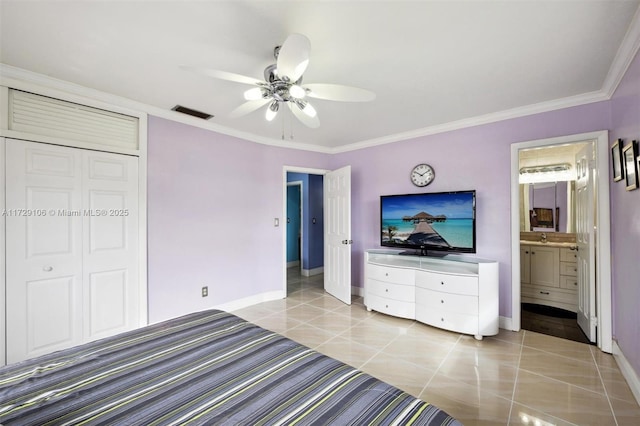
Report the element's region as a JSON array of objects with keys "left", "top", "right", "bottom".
[{"left": 202, "top": 286, "right": 208, "bottom": 297}]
